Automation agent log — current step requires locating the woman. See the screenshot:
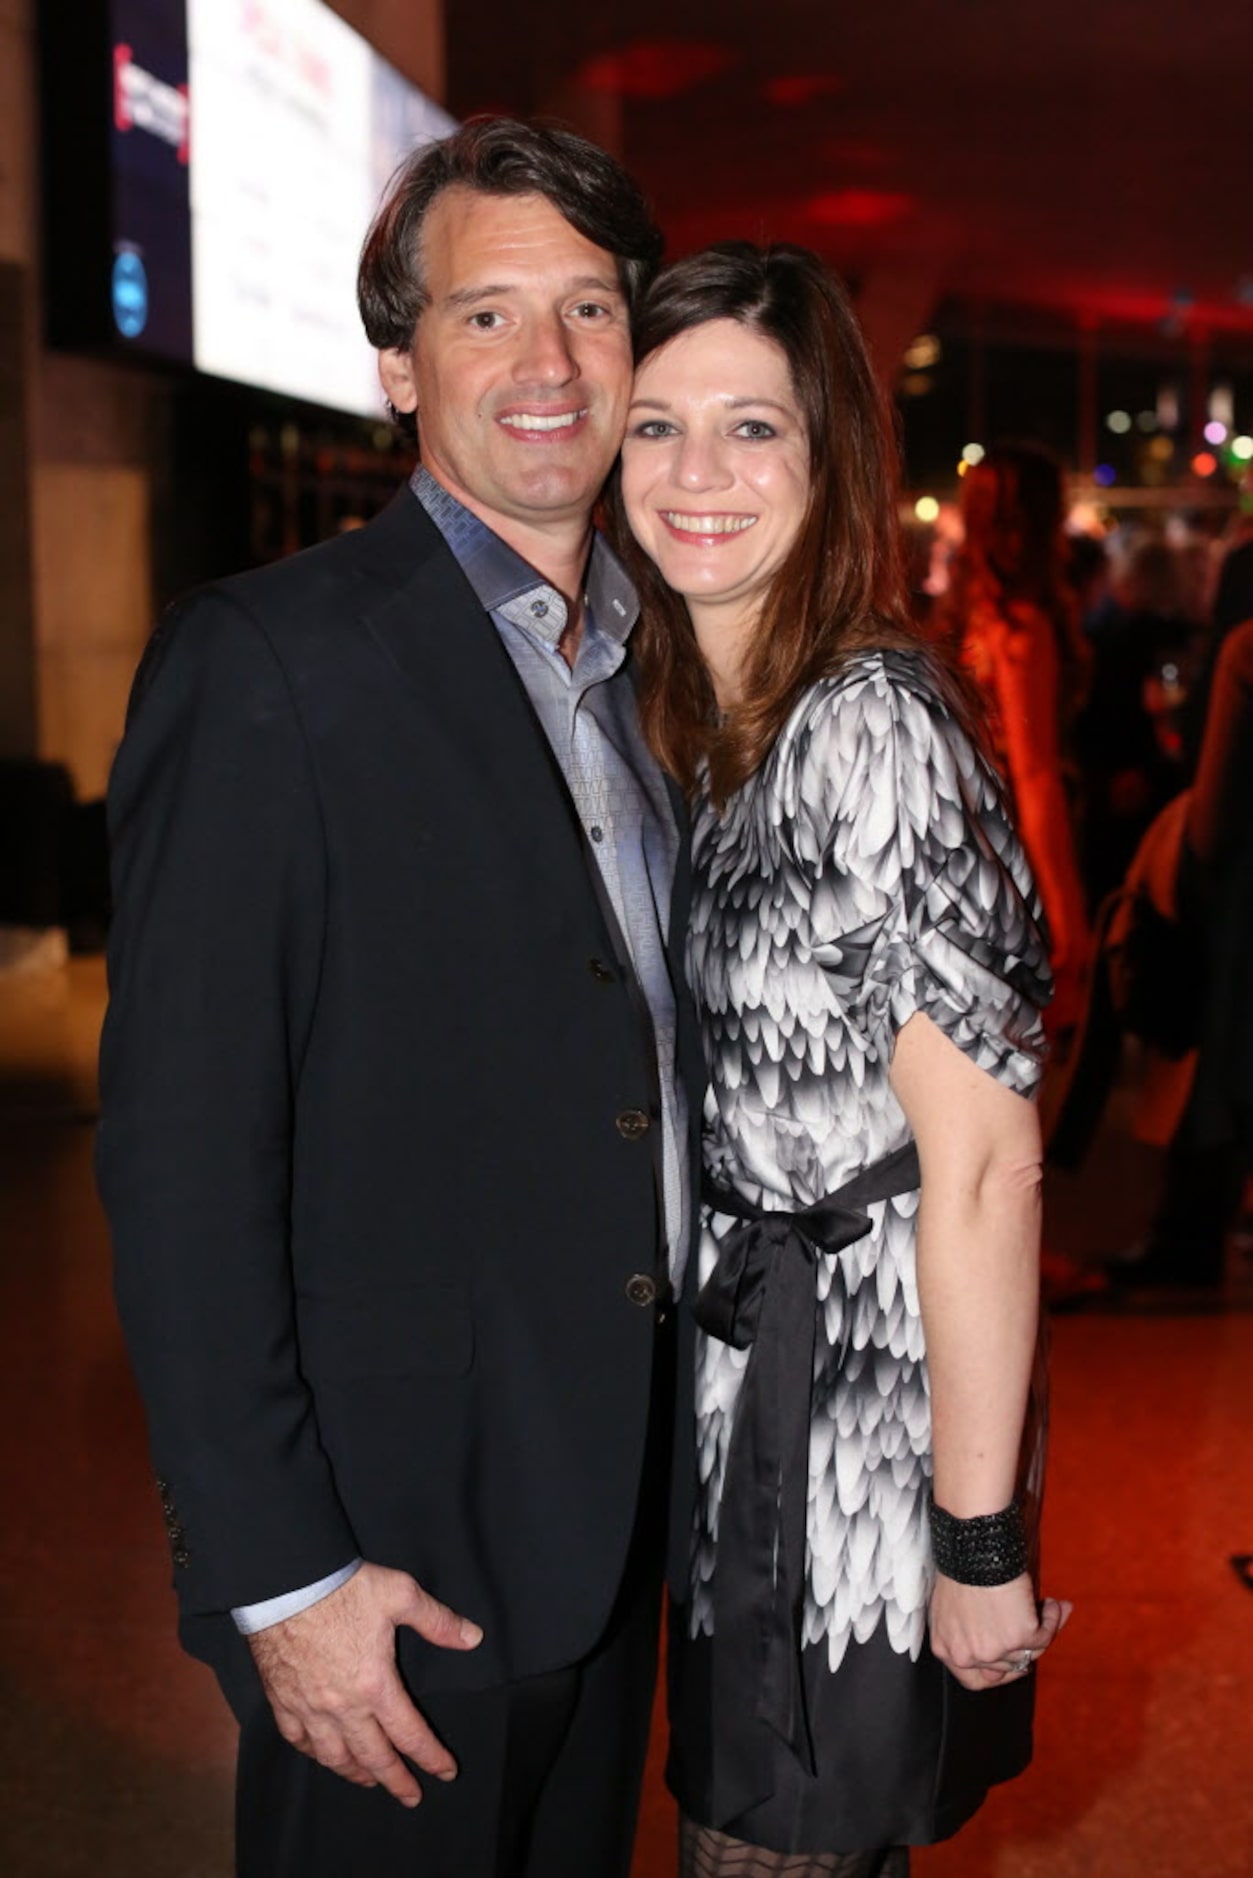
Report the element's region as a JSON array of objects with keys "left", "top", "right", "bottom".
[
  {"left": 939, "top": 443, "right": 1091, "bottom": 1031},
  {"left": 611, "top": 245, "right": 1071, "bottom": 1877}
]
